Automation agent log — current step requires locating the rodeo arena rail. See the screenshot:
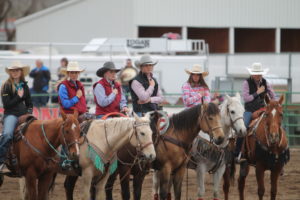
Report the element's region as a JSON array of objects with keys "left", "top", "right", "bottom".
[{"left": 0, "top": 41, "right": 299, "bottom": 200}]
